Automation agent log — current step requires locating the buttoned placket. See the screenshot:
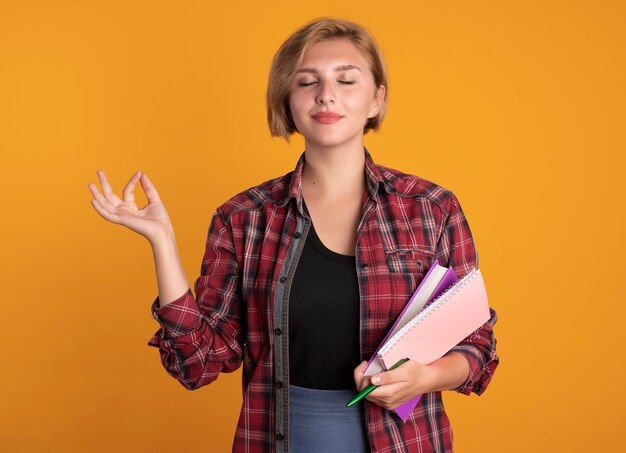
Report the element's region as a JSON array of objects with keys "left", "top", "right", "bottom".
[
  {"left": 271, "top": 191, "right": 381, "bottom": 453},
  {"left": 272, "top": 213, "right": 311, "bottom": 453},
  {"left": 354, "top": 194, "right": 379, "bottom": 451}
]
